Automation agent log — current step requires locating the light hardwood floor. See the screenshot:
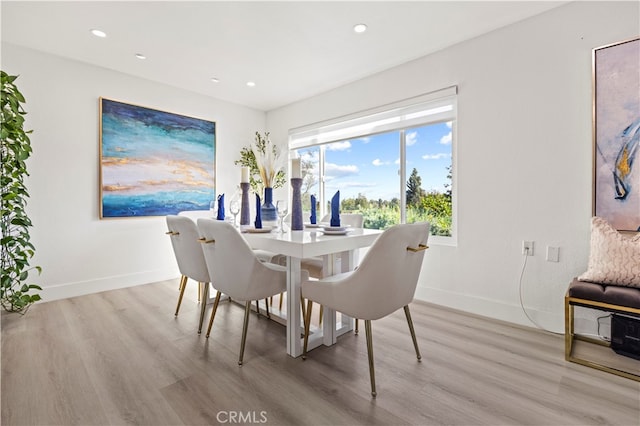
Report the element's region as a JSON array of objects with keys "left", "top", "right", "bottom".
[{"left": 2, "top": 279, "right": 639, "bottom": 425}]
